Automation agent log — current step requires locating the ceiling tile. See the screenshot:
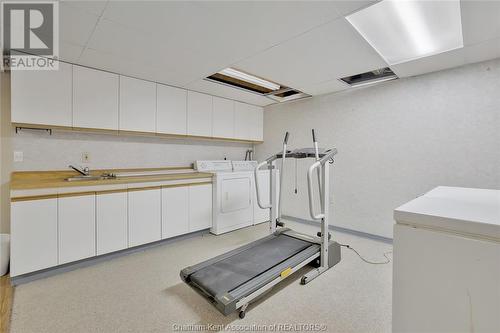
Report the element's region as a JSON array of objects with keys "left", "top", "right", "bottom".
[
  {"left": 235, "top": 18, "right": 387, "bottom": 89},
  {"left": 87, "top": 18, "right": 164, "bottom": 63},
  {"left": 61, "top": 0, "right": 108, "bottom": 16},
  {"left": 98, "top": 1, "right": 343, "bottom": 79},
  {"left": 391, "top": 48, "right": 466, "bottom": 78},
  {"left": 59, "top": 2, "right": 100, "bottom": 46},
  {"left": 331, "top": 0, "right": 379, "bottom": 16},
  {"left": 50, "top": 1, "right": 498, "bottom": 106},
  {"left": 298, "top": 79, "right": 349, "bottom": 96},
  {"left": 59, "top": 42, "right": 84, "bottom": 63},
  {"left": 78, "top": 47, "right": 161, "bottom": 82},
  {"left": 186, "top": 80, "right": 274, "bottom": 107},
  {"left": 461, "top": 0, "right": 500, "bottom": 46},
  {"left": 463, "top": 38, "right": 500, "bottom": 64},
  {"left": 86, "top": 18, "right": 225, "bottom": 86}
]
